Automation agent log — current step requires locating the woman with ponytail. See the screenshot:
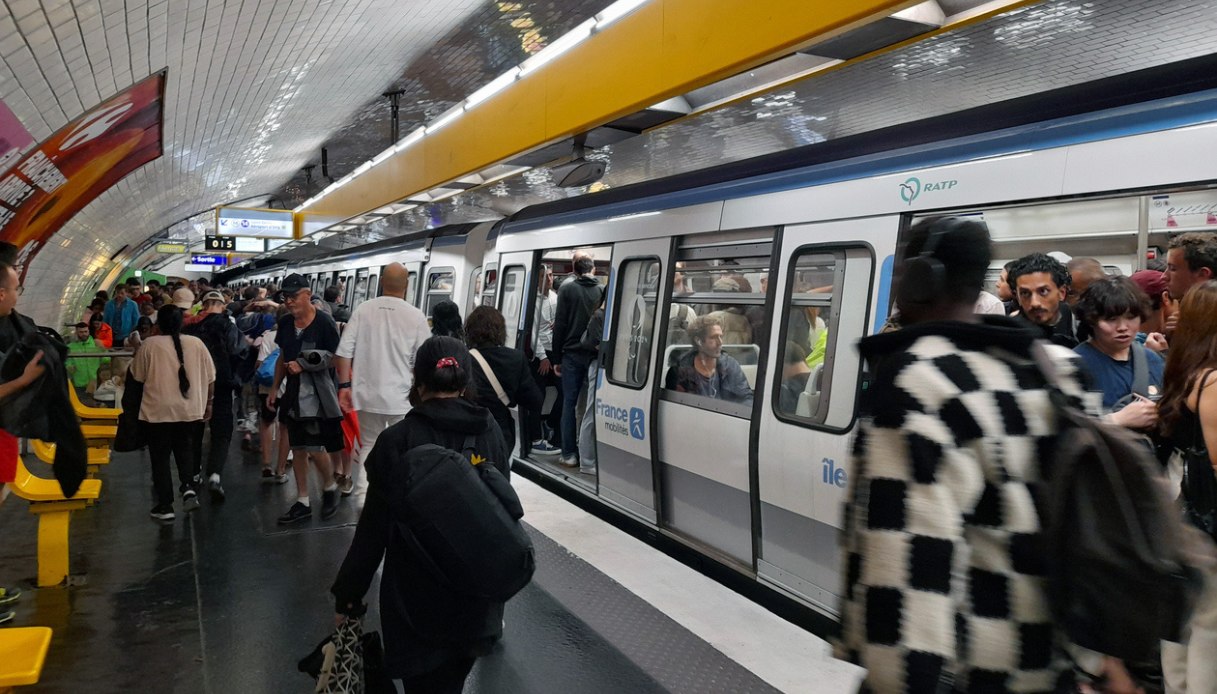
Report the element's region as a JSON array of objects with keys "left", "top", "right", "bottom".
[
  {"left": 130, "top": 305, "right": 216, "bottom": 521},
  {"left": 331, "top": 336, "right": 509, "bottom": 692}
]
